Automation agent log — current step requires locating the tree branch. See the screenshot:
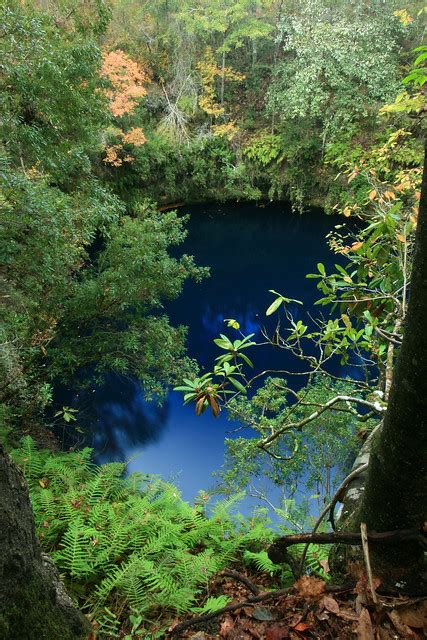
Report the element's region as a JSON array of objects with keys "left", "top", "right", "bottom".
[
  {"left": 259, "top": 396, "right": 386, "bottom": 448},
  {"left": 268, "top": 529, "right": 426, "bottom": 565}
]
